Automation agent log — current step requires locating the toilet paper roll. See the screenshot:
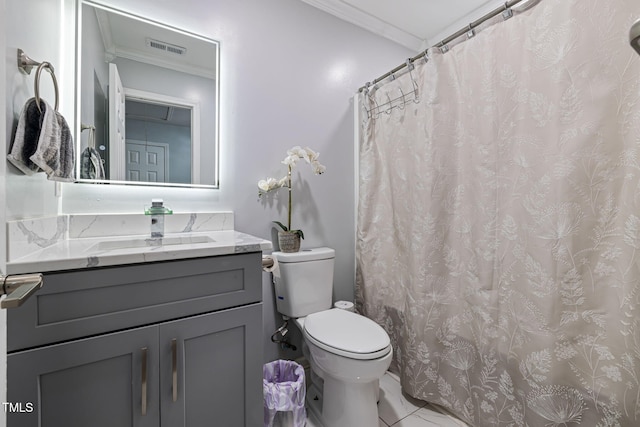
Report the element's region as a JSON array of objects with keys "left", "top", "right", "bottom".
[
  {"left": 262, "top": 255, "right": 280, "bottom": 277},
  {"left": 334, "top": 300, "right": 355, "bottom": 312}
]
